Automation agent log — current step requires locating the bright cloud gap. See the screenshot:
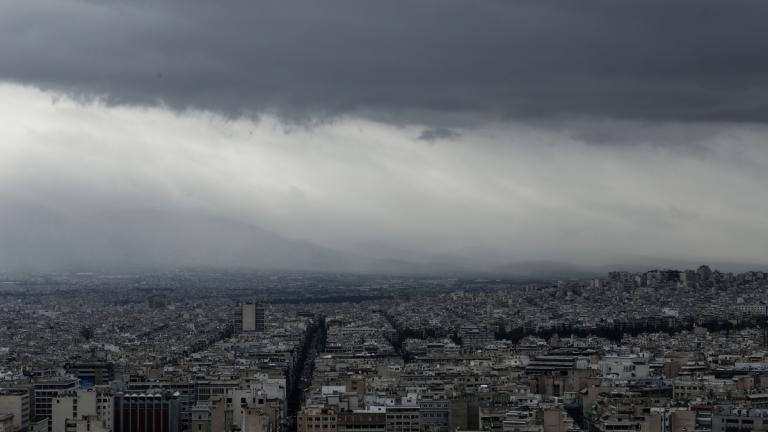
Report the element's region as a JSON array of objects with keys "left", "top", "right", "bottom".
[{"left": 1, "top": 84, "right": 767, "bottom": 274}]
